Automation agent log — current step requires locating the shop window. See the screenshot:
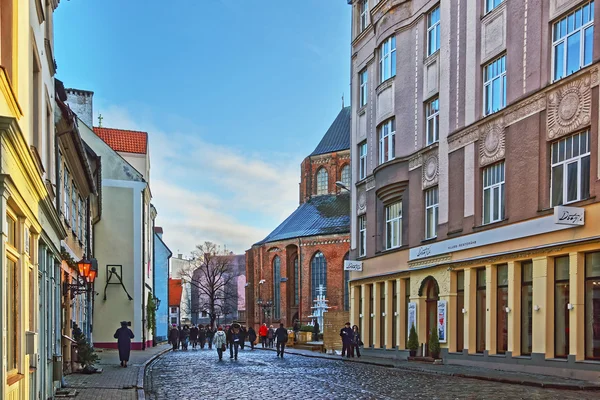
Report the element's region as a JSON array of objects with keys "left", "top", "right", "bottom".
[
  {"left": 497, "top": 264, "right": 509, "bottom": 354},
  {"left": 405, "top": 279, "right": 410, "bottom": 348},
  {"left": 476, "top": 268, "right": 487, "bottom": 353},
  {"left": 456, "top": 270, "right": 465, "bottom": 352},
  {"left": 369, "top": 284, "right": 374, "bottom": 347},
  {"left": 392, "top": 280, "right": 398, "bottom": 348},
  {"left": 555, "top": 256, "right": 570, "bottom": 358},
  {"left": 521, "top": 260, "right": 533, "bottom": 355},
  {"left": 379, "top": 282, "right": 385, "bottom": 348},
  {"left": 585, "top": 252, "right": 600, "bottom": 360}
]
